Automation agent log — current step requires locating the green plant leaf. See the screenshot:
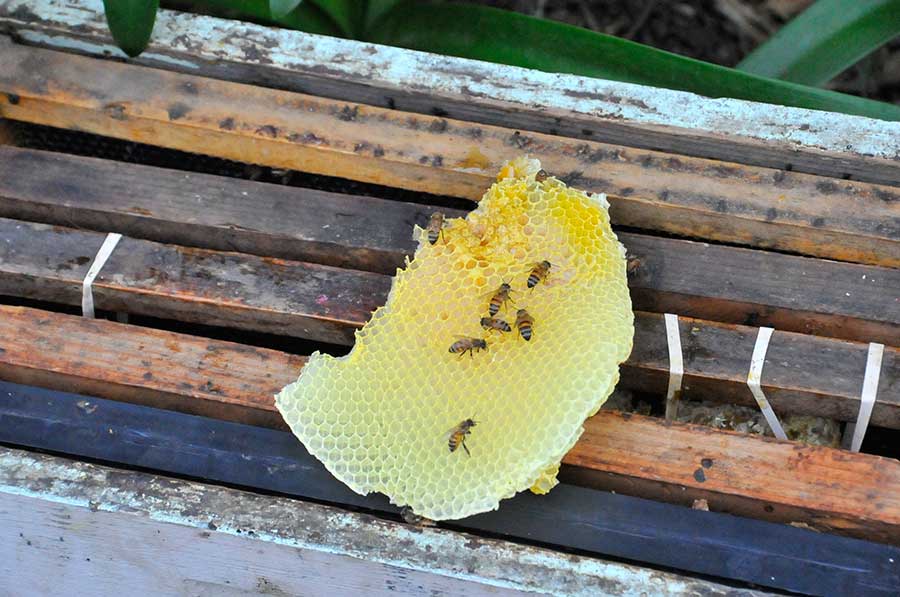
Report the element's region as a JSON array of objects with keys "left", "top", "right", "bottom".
[
  {"left": 308, "top": 0, "right": 364, "bottom": 37},
  {"left": 271, "top": 1, "right": 341, "bottom": 34},
  {"left": 176, "top": 1, "right": 344, "bottom": 37},
  {"left": 366, "top": 1, "right": 900, "bottom": 121},
  {"left": 103, "top": 0, "right": 160, "bottom": 57},
  {"left": 269, "top": 0, "right": 304, "bottom": 19},
  {"left": 365, "top": 0, "right": 404, "bottom": 29},
  {"left": 737, "top": 0, "right": 900, "bottom": 86}
]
